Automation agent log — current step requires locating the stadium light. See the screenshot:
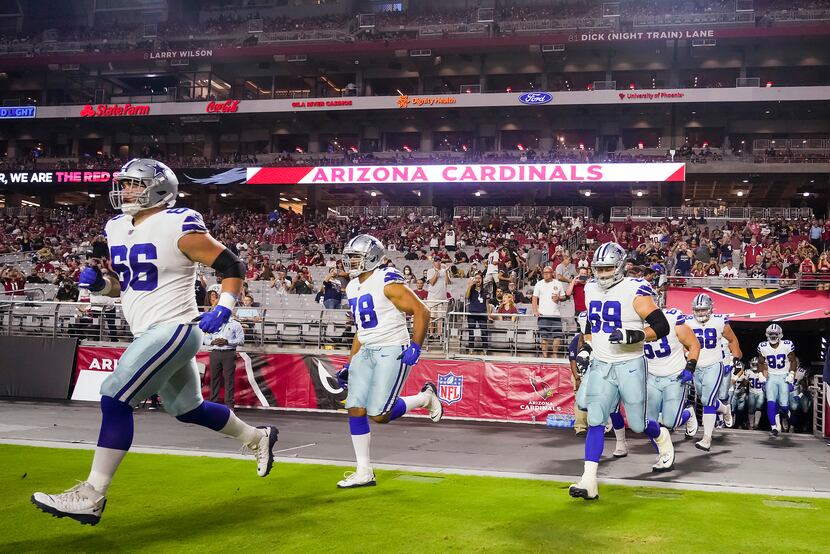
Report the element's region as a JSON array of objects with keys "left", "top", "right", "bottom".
[
  {"left": 370, "top": 191, "right": 377, "bottom": 197},
  {"left": 636, "top": 191, "right": 643, "bottom": 197},
  {"left": 178, "top": 192, "right": 185, "bottom": 198},
  {"left": 736, "top": 191, "right": 744, "bottom": 197},
  {"left": 742, "top": 179, "right": 749, "bottom": 183},
  {"left": 803, "top": 192, "right": 810, "bottom": 197},
  {"left": 88, "top": 193, "right": 97, "bottom": 198},
  {"left": 220, "top": 193, "right": 229, "bottom": 198},
  {"left": 766, "top": 81, "right": 773, "bottom": 87},
  {"left": 291, "top": 197, "right": 303, "bottom": 202},
  {"left": 279, "top": 197, "right": 289, "bottom": 202}
]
